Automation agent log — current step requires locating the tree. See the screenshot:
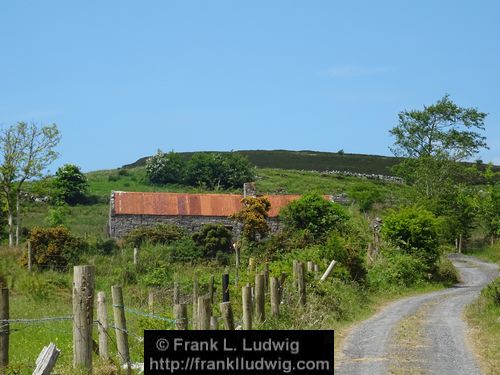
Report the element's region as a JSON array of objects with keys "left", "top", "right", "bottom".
[
  {"left": 0, "top": 122, "right": 60, "bottom": 246},
  {"left": 390, "top": 96, "right": 488, "bottom": 205},
  {"left": 390, "top": 94, "right": 487, "bottom": 161},
  {"left": 51, "top": 164, "right": 89, "bottom": 205},
  {"left": 145, "top": 150, "right": 186, "bottom": 184}
]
